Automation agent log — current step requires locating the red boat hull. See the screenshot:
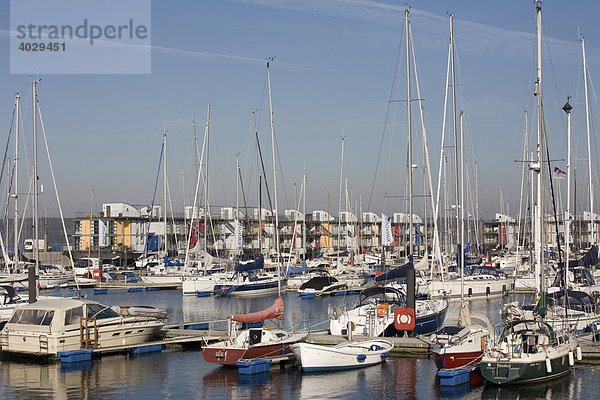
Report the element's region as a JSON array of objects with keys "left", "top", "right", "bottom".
[
  {"left": 433, "top": 350, "right": 483, "bottom": 370},
  {"left": 202, "top": 343, "right": 292, "bottom": 365}
]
